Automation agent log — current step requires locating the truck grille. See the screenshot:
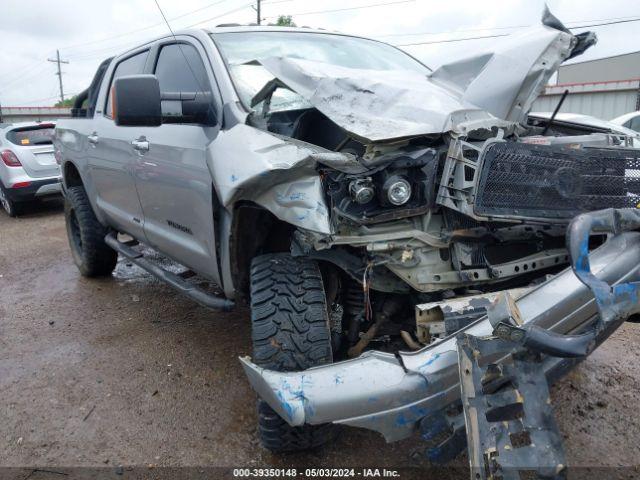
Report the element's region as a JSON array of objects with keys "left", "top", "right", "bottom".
[{"left": 474, "top": 142, "right": 640, "bottom": 220}]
